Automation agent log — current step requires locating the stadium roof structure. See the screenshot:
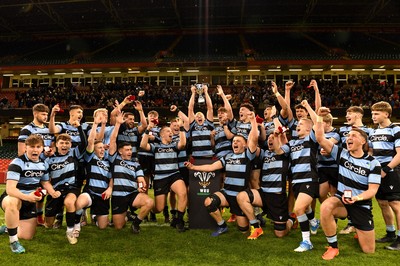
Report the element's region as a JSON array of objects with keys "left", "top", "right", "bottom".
[
  {"left": 0, "top": 0, "right": 400, "bottom": 74},
  {"left": 1, "top": 0, "right": 399, "bottom": 39}
]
